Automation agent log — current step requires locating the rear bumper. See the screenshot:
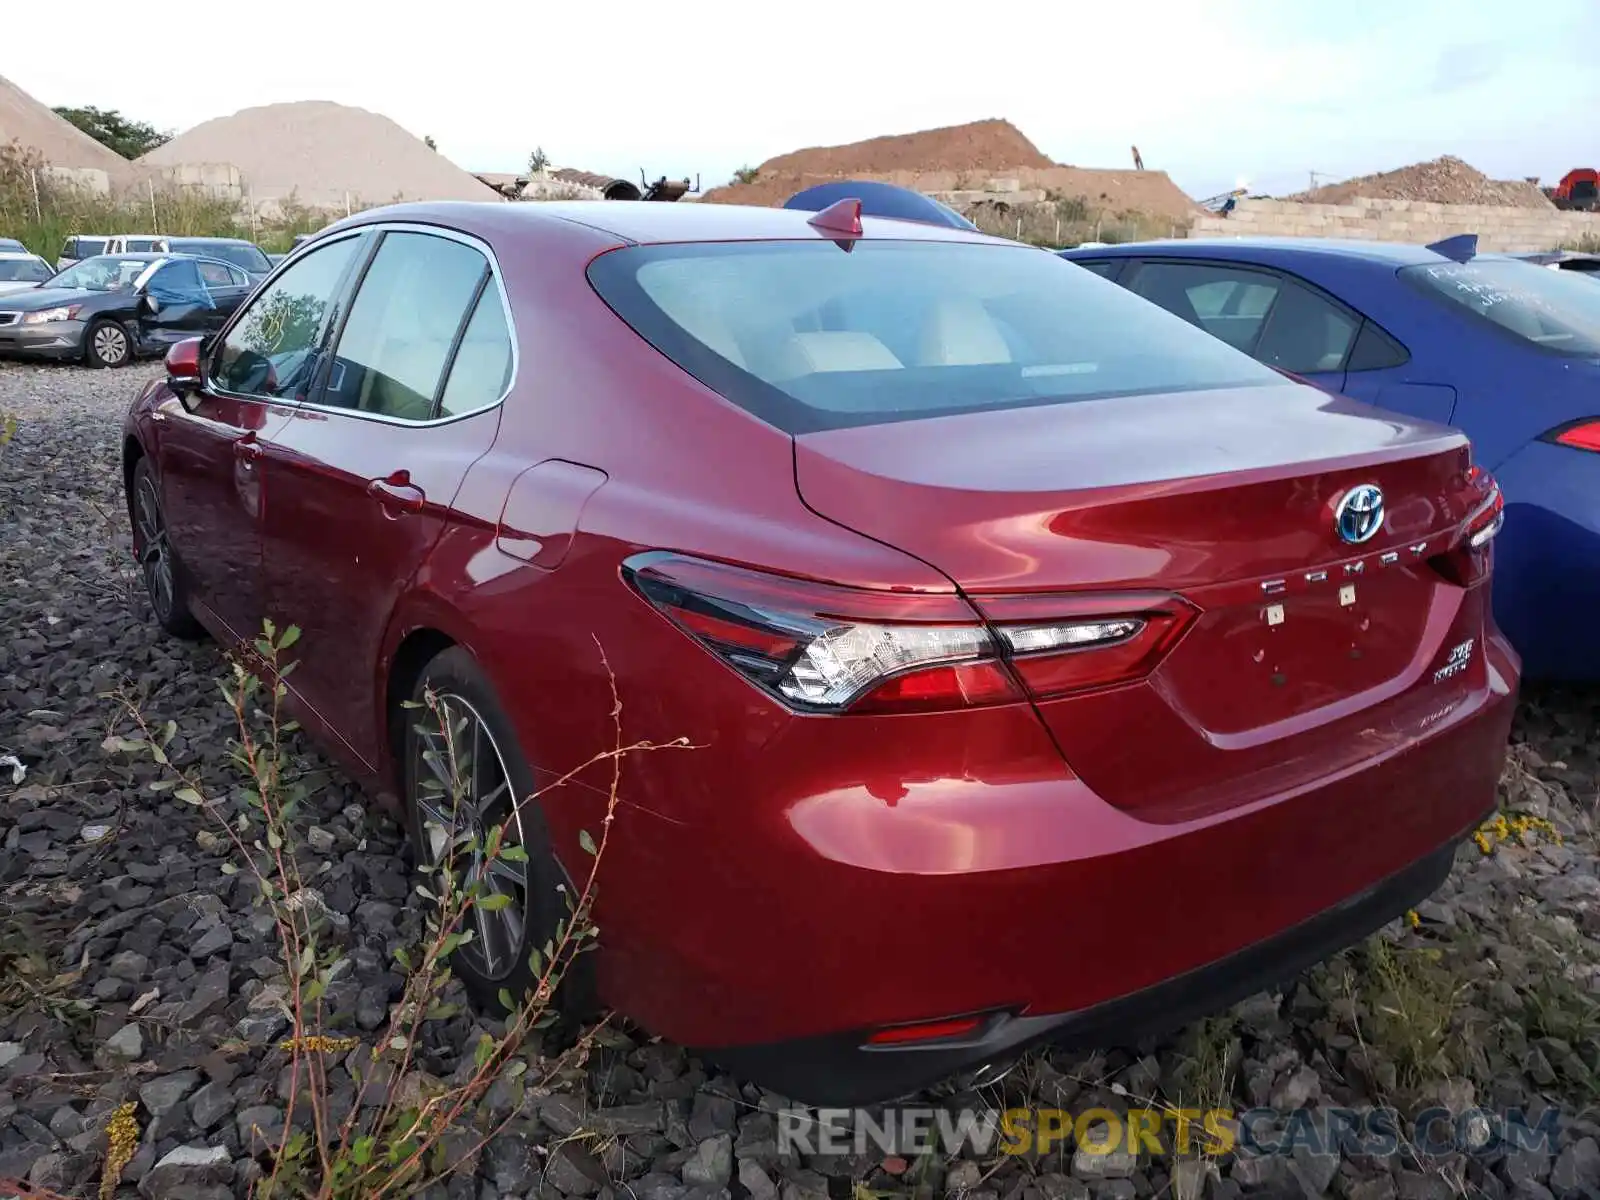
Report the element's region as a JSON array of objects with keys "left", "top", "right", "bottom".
[
  {"left": 1489, "top": 440, "right": 1600, "bottom": 681},
  {"left": 595, "top": 630, "right": 1517, "bottom": 1104},
  {"left": 699, "top": 836, "right": 1468, "bottom": 1104}
]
